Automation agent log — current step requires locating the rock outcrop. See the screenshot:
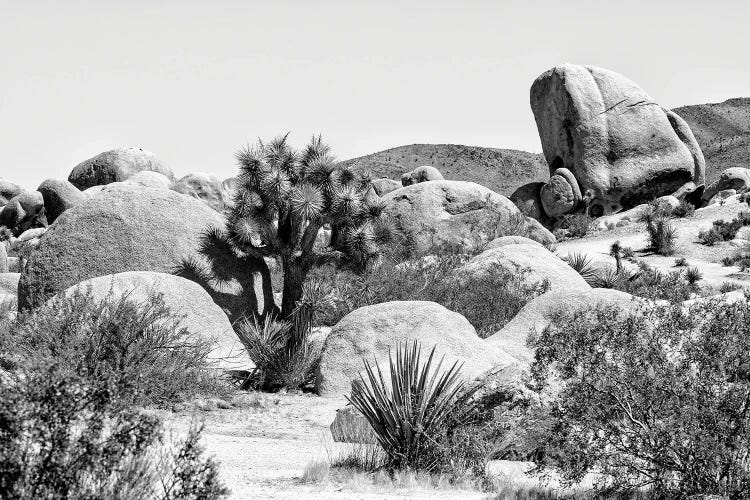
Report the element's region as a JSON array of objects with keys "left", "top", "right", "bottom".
[
  {"left": 486, "top": 288, "right": 639, "bottom": 364},
  {"left": 702, "top": 167, "right": 750, "bottom": 205},
  {"left": 68, "top": 147, "right": 174, "bottom": 190},
  {"left": 18, "top": 186, "right": 223, "bottom": 310},
  {"left": 37, "top": 179, "right": 86, "bottom": 224},
  {"left": 455, "top": 243, "right": 590, "bottom": 293},
  {"left": 0, "top": 191, "right": 46, "bottom": 236},
  {"left": 382, "top": 180, "right": 554, "bottom": 255},
  {"left": 401, "top": 165, "right": 444, "bottom": 186},
  {"left": 316, "top": 301, "right": 515, "bottom": 397},
  {"left": 173, "top": 172, "right": 233, "bottom": 212},
  {"left": 530, "top": 64, "right": 705, "bottom": 218}
]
